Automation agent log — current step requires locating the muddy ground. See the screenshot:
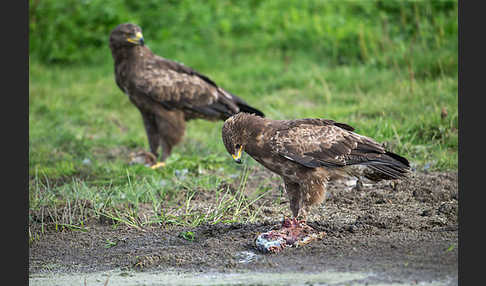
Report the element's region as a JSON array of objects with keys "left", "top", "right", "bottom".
[{"left": 29, "top": 170, "right": 458, "bottom": 285}]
